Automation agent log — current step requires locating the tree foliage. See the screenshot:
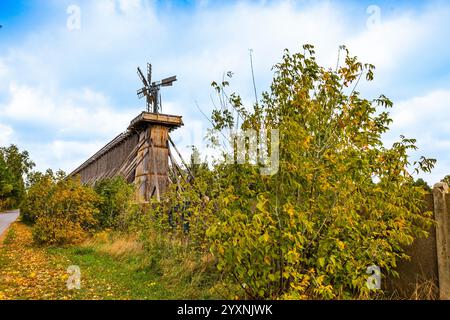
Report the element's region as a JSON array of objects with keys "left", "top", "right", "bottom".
[
  {"left": 20, "top": 169, "right": 59, "bottom": 224},
  {"left": 441, "top": 175, "right": 450, "bottom": 186},
  {"left": 93, "top": 176, "right": 135, "bottom": 229},
  {"left": 0, "top": 145, "right": 34, "bottom": 210},
  {"left": 166, "top": 44, "right": 436, "bottom": 299},
  {"left": 413, "top": 178, "right": 432, "bottom": 192},
  {"left": 21, "top": 170, "right": 100, "bottom": 245}
]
